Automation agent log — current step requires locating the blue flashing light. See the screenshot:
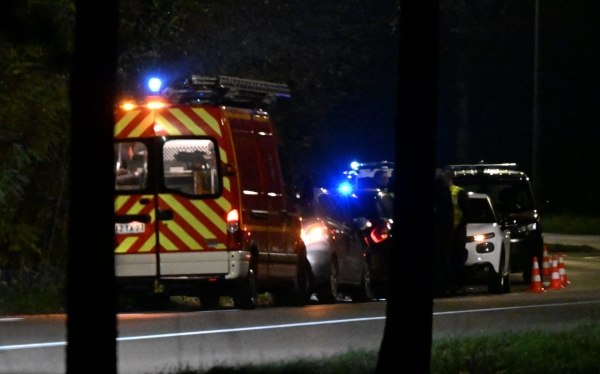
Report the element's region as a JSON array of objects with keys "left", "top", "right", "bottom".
[
  {"left": 338, "top": 182, "right": 352, "bottom": 195},
  {"left": 350, "top": 161, "right": 360, "bottom": 170},
  {"left": 148, "top": 78, "right": 162, "bottom": 93}
]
